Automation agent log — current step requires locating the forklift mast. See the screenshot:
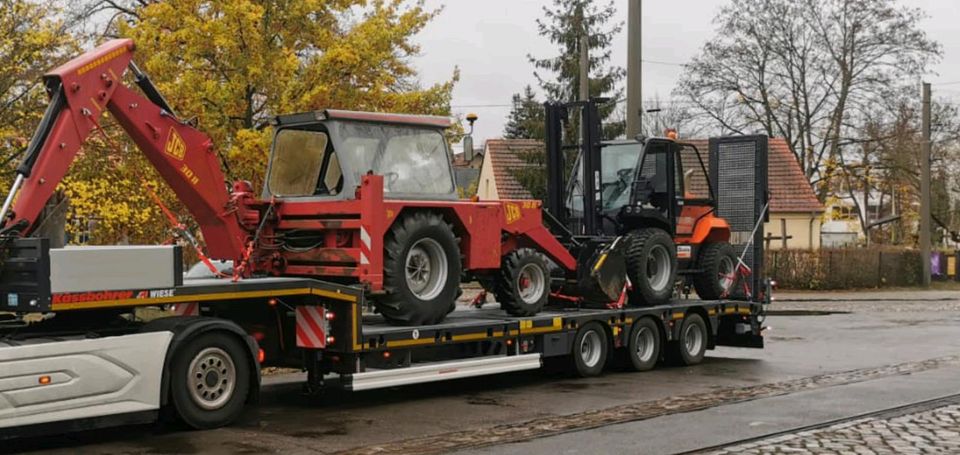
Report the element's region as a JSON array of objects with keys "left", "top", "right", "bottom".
[{"left": 544, "top": 100, "right": 604, "bottom": 237}]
